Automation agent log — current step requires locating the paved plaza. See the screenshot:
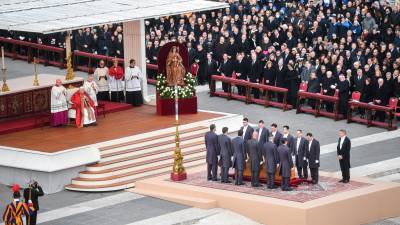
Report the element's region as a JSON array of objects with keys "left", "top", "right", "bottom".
[{"left": 0, "top": 59, "right": 399, "bottom": 224}]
